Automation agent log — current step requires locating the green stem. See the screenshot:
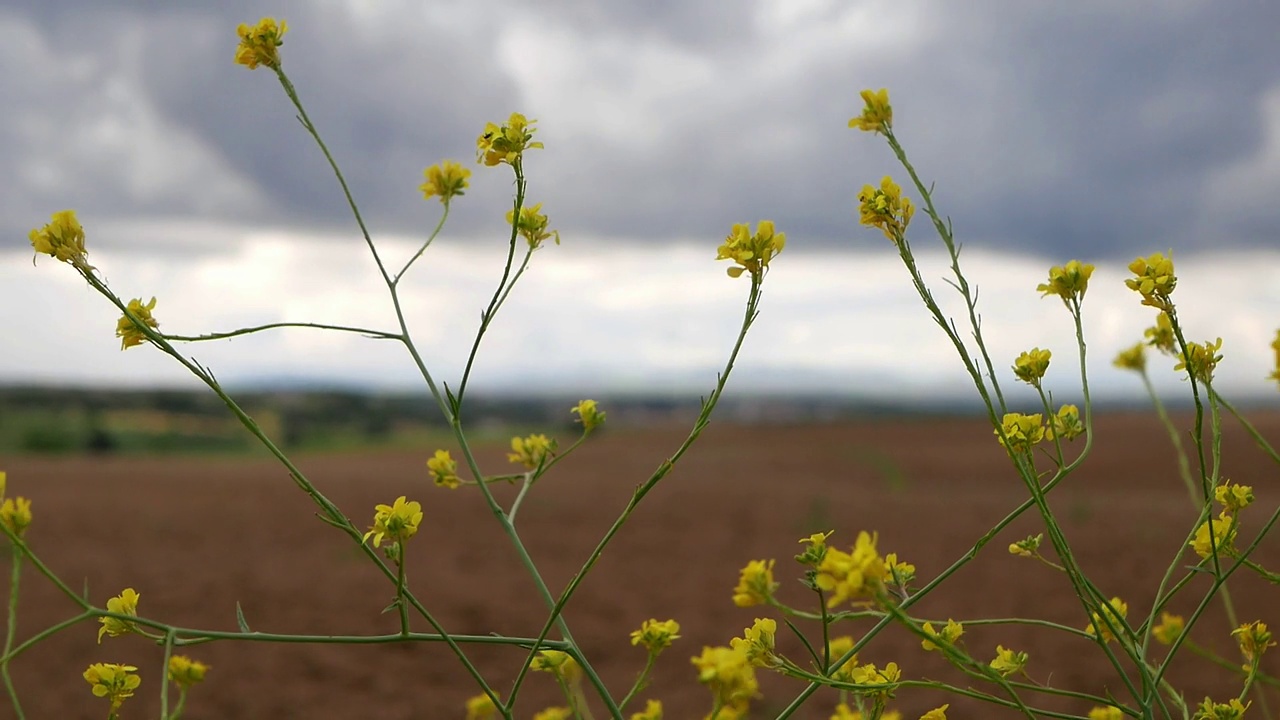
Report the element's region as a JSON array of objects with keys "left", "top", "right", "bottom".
[
  {"left": 2, "top": 544, "right": 24, "bottom": 719},
  {"left": 163, "top": 322, "right": 400, "bottom": 343},
  {"left": 393, "top": 201, "right": 452, "bottom": 285},
  {"left": 397, "top": 545, "right": 410, "bottom": 636}
]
